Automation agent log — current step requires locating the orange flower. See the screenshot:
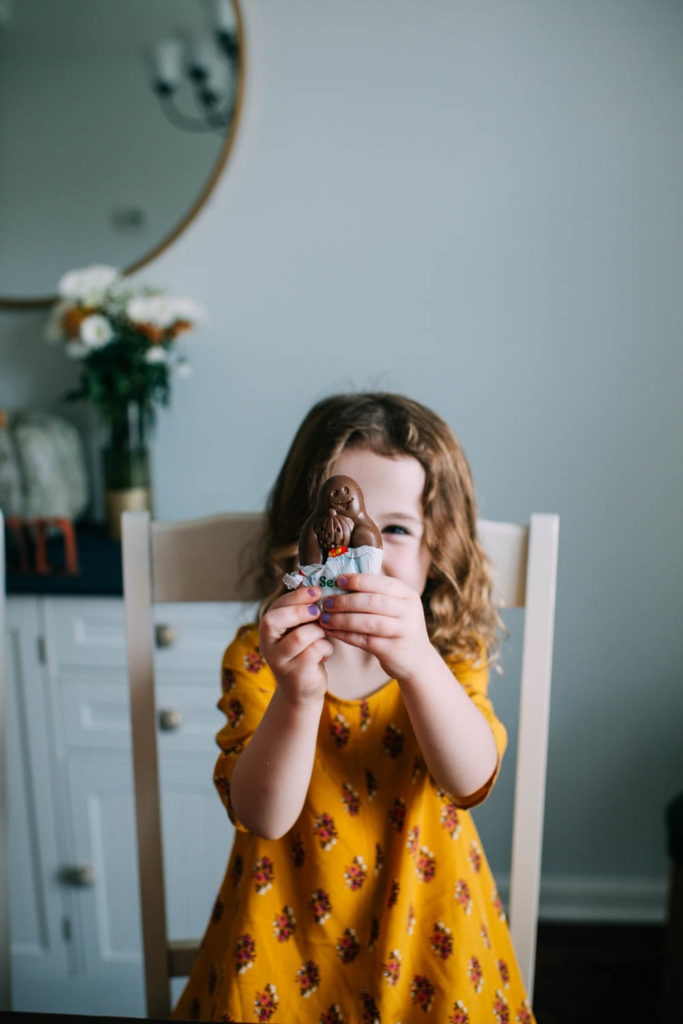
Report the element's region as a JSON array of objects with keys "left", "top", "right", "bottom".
[
  {"left": 170, "top": 319, "right": 192, "bottom": 336},
  {"left": 61, "top": 306, "right": 94, "bottom": 338},
  {"left": 135, "top": 322, "right": 166, "bottom": 344}
]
